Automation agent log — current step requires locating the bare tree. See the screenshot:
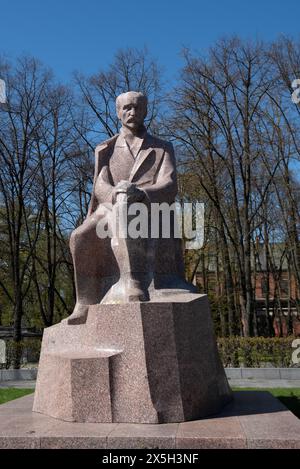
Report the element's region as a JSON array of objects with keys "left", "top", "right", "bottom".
[
  {"left": 0, "top": 57, "right": 52, "bottom": 357},
  {"left": 73, "top": 48, "right": 163, "bottom": 145},
  {"left": 166, "top": 38, "right": 285, "bottom": 336}
]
